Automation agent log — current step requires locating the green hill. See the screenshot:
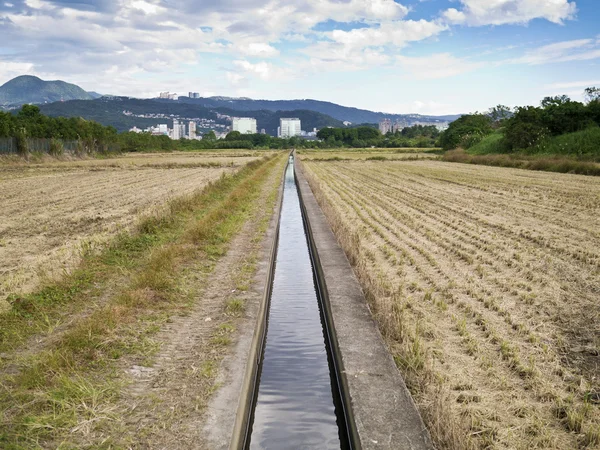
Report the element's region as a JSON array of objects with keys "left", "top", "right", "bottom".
[
  {"left": 0, "top": 75, "right": 94, "bottom": 107},
  {"left": 39, "top": 97, "right": 345, "bottom": 134}
]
